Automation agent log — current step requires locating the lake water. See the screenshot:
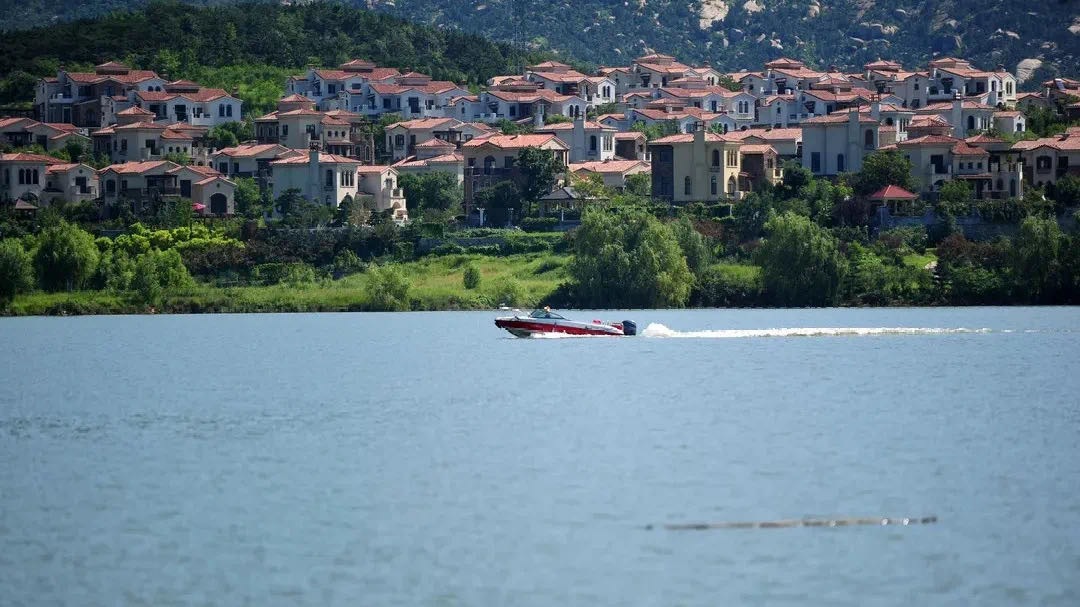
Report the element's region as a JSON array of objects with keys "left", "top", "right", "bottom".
[{"left": 1, "top": 307, "right": 1079, "bottom": 606}]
